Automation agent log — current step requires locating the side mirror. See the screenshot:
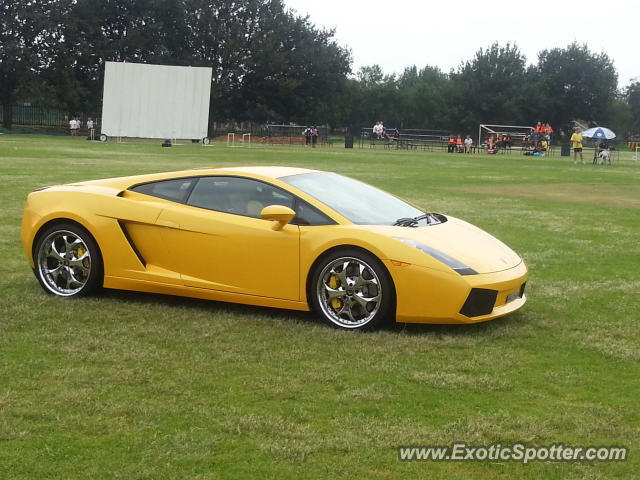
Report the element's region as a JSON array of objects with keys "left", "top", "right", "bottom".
[{"left": 260, "top": 205, "right": 296, "bottom": 231}]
